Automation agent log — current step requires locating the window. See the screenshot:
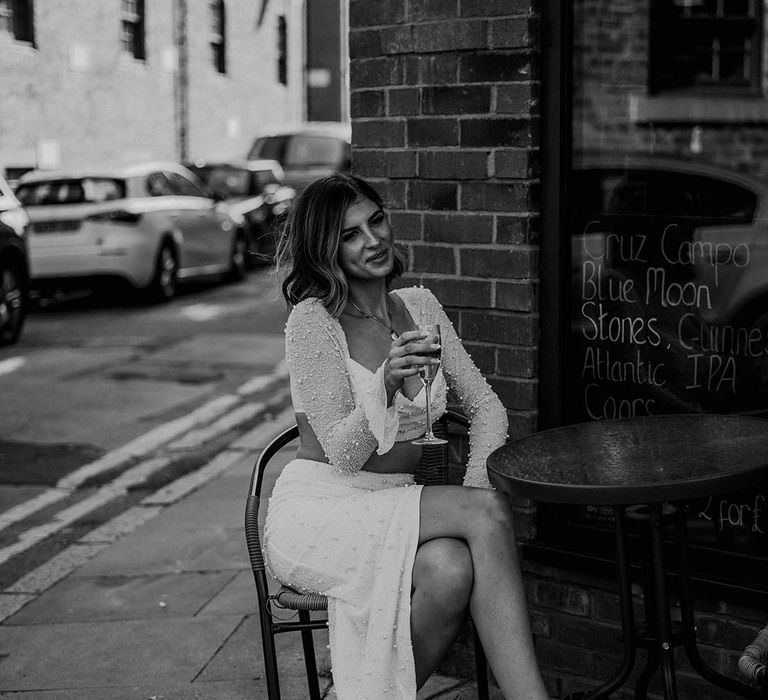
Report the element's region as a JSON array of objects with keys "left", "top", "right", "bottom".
[
  {"left": 146, "top": 173, "right": 173, "bottom": 197},
  {"left": 277, "top": 15, "right": 287, "bottom": 85},
  {"left": 0, "top": 0, "right": 35, "bottom": 44},
  {"left": 650, "top": 0, "right": 762, "bottom": 93},
  {"left": 167, "top": 171, "right": 206, "bottom": 198},
  {"left": 284, "top": 135, "right": 345, "bottom": 168},
  {"left": 210, "top": 0, "right": 226, "bottom": 74},
  {"left": 253, "top": 168, "right": 280, "bottom": 191},
  {"left": 248, "top": 135, "right": 288, "bottom": 161},
  {"left": 121, "top": 0, "right": 145, "bottom": 61},
  {"left": 16, "top": 178, "right": 126, "bottom": 206}
]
